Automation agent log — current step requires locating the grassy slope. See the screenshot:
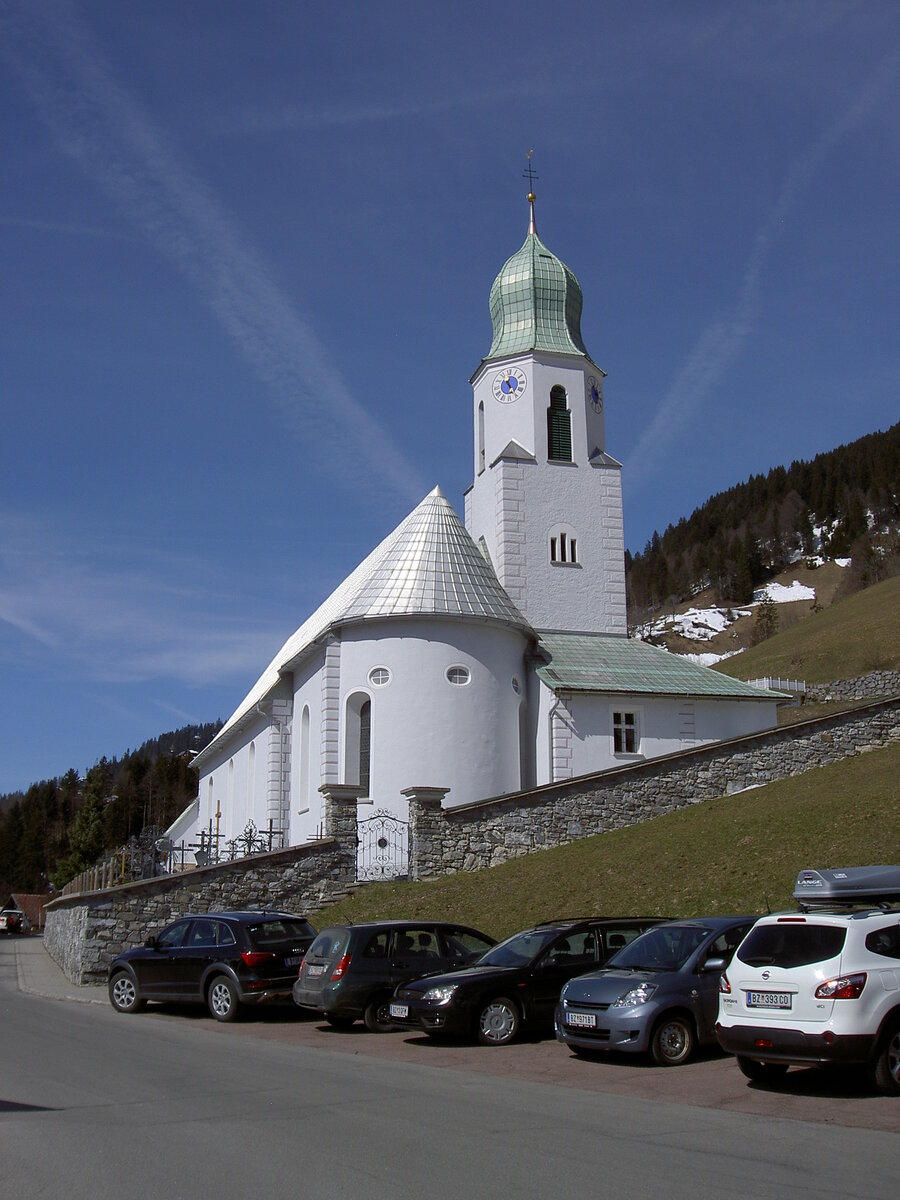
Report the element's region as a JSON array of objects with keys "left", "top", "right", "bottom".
[
  {"left": 715, "top": 575, "right": 900, "bottom": 683},
  {"left": 311, "top": 743, "right": 900, "bottom": 938}
]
